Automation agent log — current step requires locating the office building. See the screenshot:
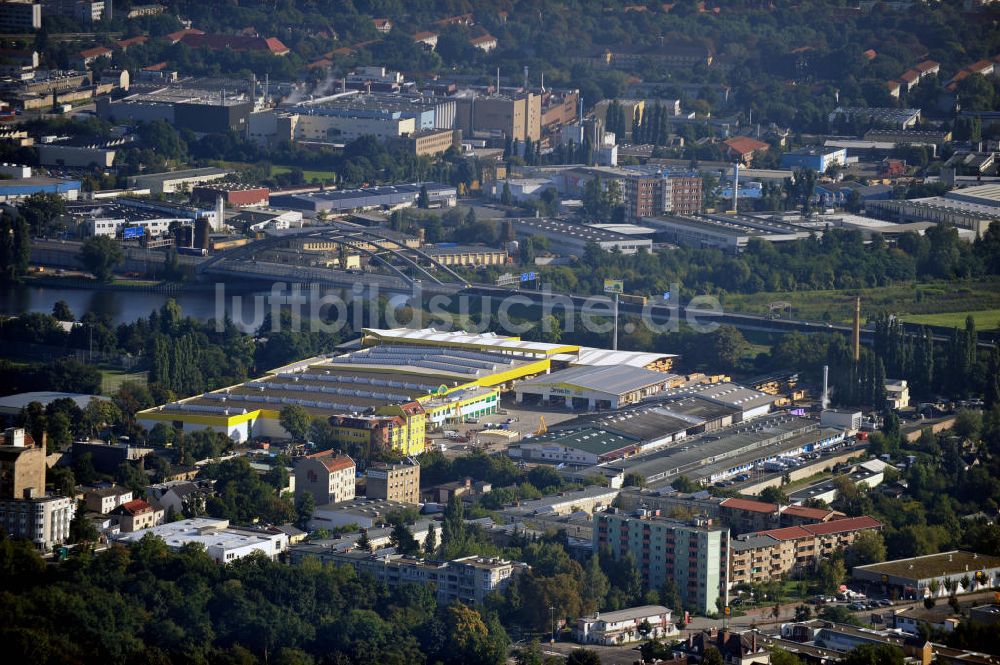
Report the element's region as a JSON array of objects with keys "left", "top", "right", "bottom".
[
  {"left": 0, "top": 176, "right": 81, "bottom": 202},
  {"left": 507, "top": 217, "right": 653, "bottom": 255},
  {"left": 392, "top": 128, "right": 461, "bottom": 156},
  {"left": 780, "top": 146, "right": 848, "bottom": 173},
  {"left": 595, "top": 509, "right": 729, "bottom": 615},
  {"left": 270, "top": 182, "right": 456, "bottom": 214},
  {"left": 115, "top": 518, "right": 288, "bottom": 563},
  {"left": 293, "top": 452, "right": 356, "bottom": 506},
  {"left": 0, "top": 1, "right": 41, "bottom": 31},
  {"left": 365, "top": 460, "right": 420, "bottom": 504},
  {"left": 556, "top": 166, "right": 703, "bottom": 220},
  {"left": 126, "top": 167, "right": 233, "bottom": 195}
]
